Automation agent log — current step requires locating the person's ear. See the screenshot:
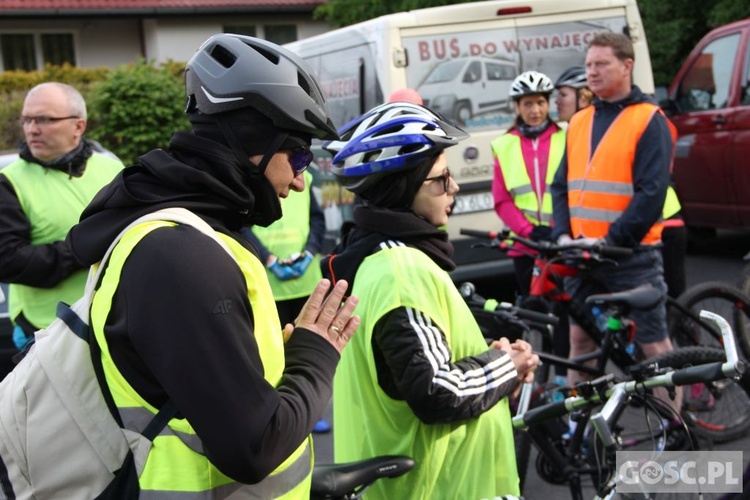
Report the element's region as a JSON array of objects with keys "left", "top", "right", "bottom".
[
  {"left": 75, "top": 118, "right": 87, "bottom": 137},
  {"left": 623, "top": 58, "right": 634, "bottom": 74}
]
